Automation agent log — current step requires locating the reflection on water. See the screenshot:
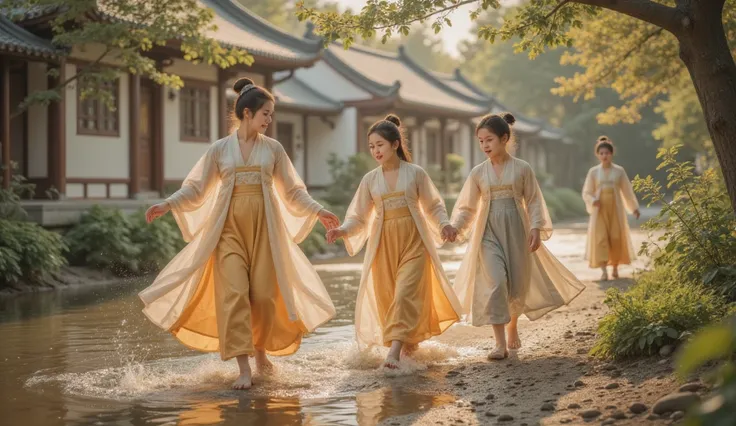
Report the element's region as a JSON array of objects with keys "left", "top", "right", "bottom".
[{"left": 0, "top": 252, "right": 464, "bottom": 426}]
